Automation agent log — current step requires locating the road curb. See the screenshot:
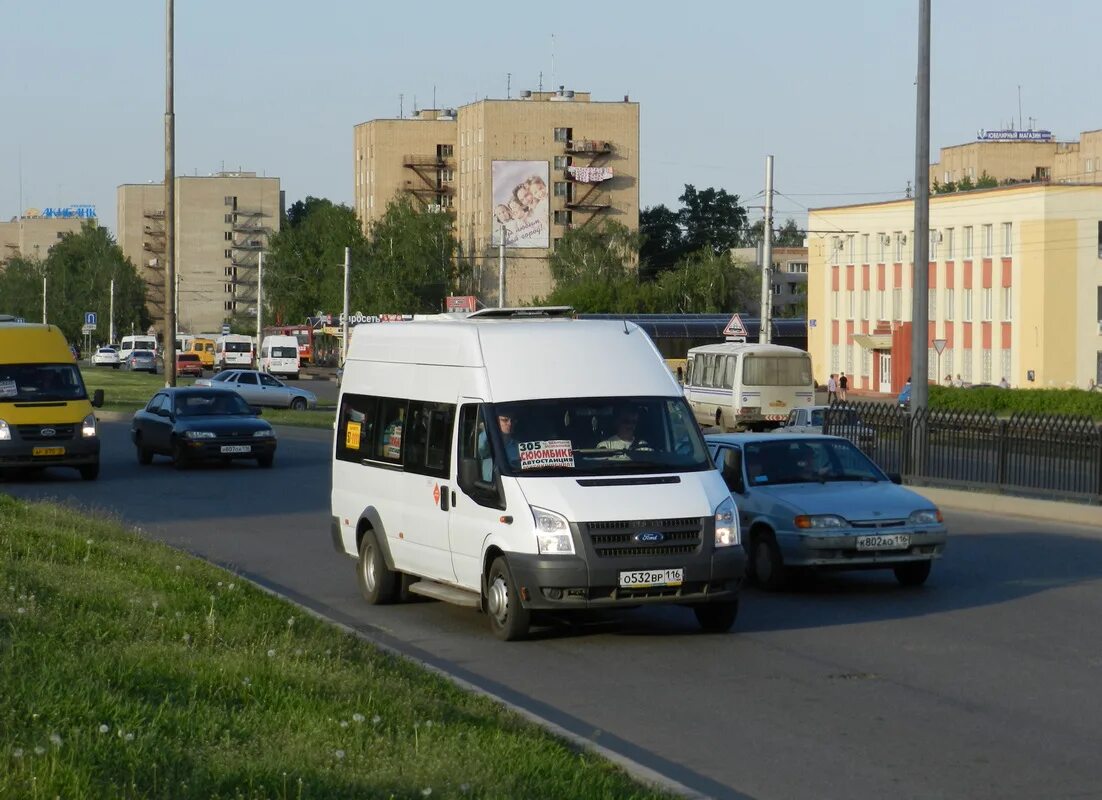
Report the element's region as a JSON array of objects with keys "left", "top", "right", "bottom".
[{"left": 912, "top": 485, "right": 1102, "bottom": 527}]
